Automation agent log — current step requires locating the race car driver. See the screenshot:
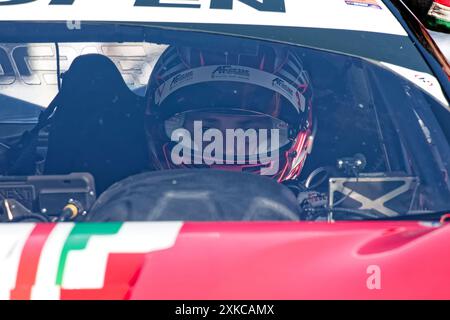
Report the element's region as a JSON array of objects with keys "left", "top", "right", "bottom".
[
  {"left": 144, "top": 44, "right": 324, "bottom": 209},
  {"left": 145, "top": 44, "right": 313, "bottom": 180}
]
